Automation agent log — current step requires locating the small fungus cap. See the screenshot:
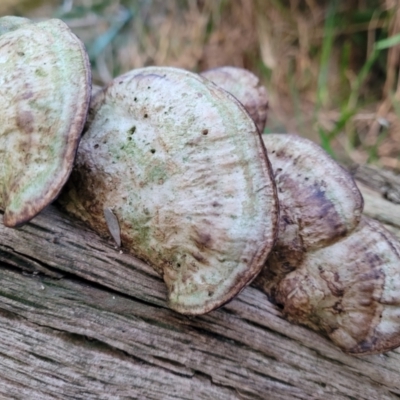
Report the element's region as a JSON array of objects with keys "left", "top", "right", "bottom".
[
  {"left": 0, "top": 18, "right": 91, "bottom": 227},
  {"left": 276, "top": 217, "right": 400, "bottom": 355},
  {"left": 61, "top": 66, "right": 278, "bottom": 315},
  {"left": 201, "top": 66, "right": 269, "bottom": 133},
  {"left": 257, "top": 134, "right": 363, "bottom": 296}
]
